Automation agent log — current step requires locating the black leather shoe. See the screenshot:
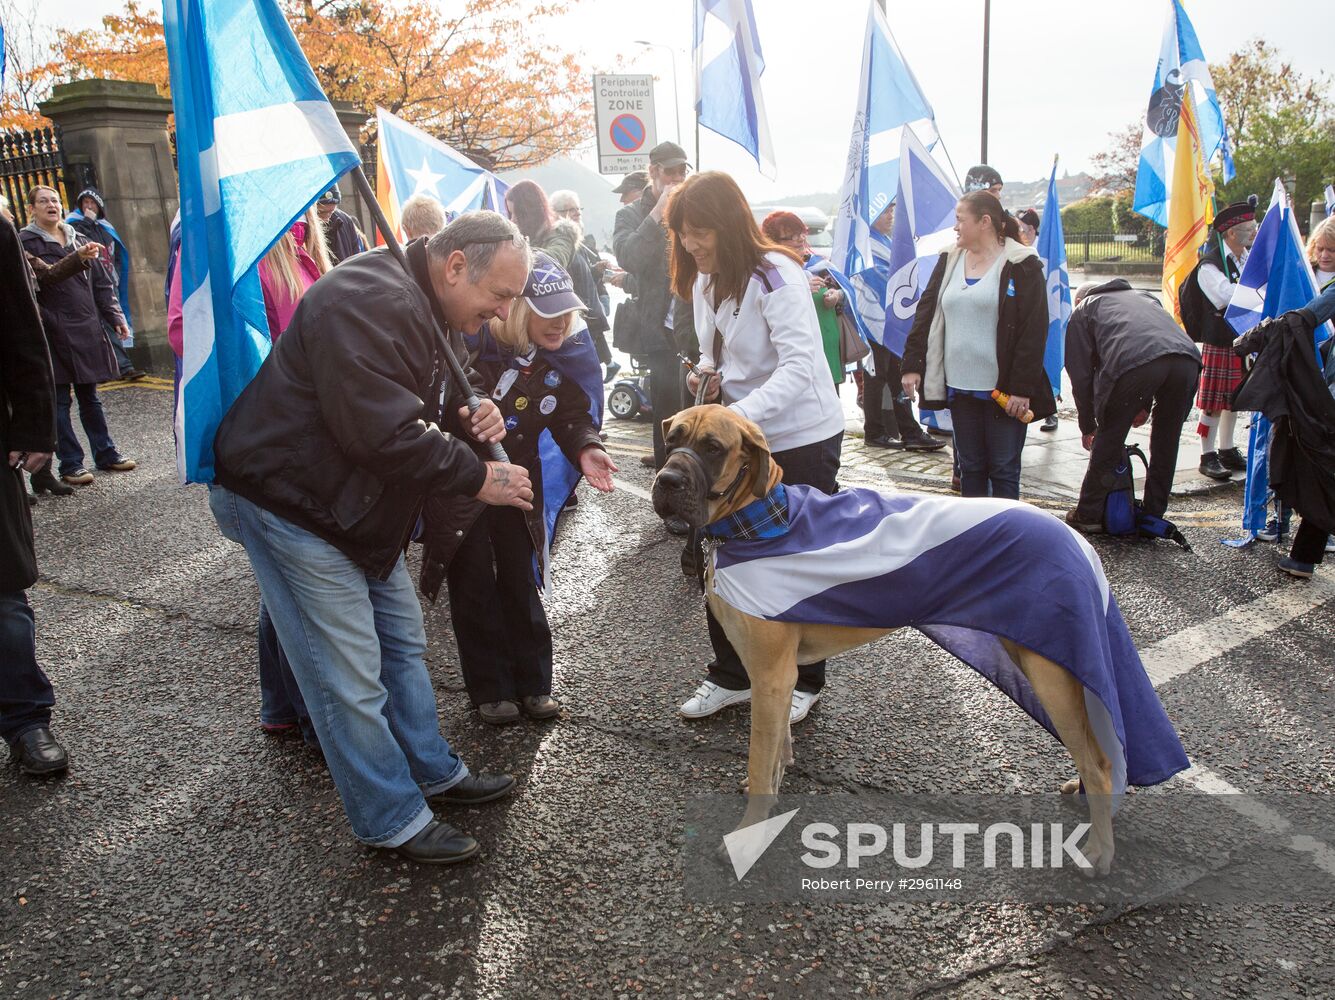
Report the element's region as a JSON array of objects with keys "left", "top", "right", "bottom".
[
  {"left": 902, "top": 433, "right": 946, "bottom": 451},
  {"left": 392, "top": 820, "right": 479, "bottom": 865},
  {"left": 1199, "top": 452, "right": 1232, "bottom": 481},
  {"left": 430, "top": 772, "right": 516, "bottom": 806},
  {"left": 1041, "top": 415, "right": 1059, "bottom": 432},
  {"left": 1065, "top": 509, "right": 1105, "bottom": 535},
  {"left": 12, "top": 727, "right": 69, "bottom": 776},
  {"left": 864, "top": 434, "right": 900, "bottom": 449},
  {"left": 1217, "top": 447, "right": 1247, "bottom": 472},
  {"left": 30, "top": 468, "right": 74, "bottom": 496}
]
